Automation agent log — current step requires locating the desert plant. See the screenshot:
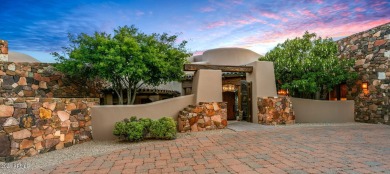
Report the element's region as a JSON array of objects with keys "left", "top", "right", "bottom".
[
  {"left": 149, "top": 117, "right": 177, "bottom": 140},
  {"left": 113, "top": 121, "right": 127, "bottom": 139},
  {"left": 139, "top": 118, "right": 152, "bottom": 138},
  {"left": 124, "top": 121, "right": 144, "bottom": 141},
  {"left": 113, "top": 116, "right": 177, "bottom": 141}
]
